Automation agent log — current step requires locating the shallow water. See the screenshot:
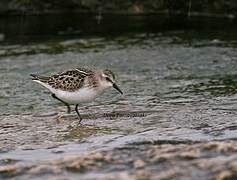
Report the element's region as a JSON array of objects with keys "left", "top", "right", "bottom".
[{"left": 0, "top": 14, "right": 237, "bottom": 178}]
